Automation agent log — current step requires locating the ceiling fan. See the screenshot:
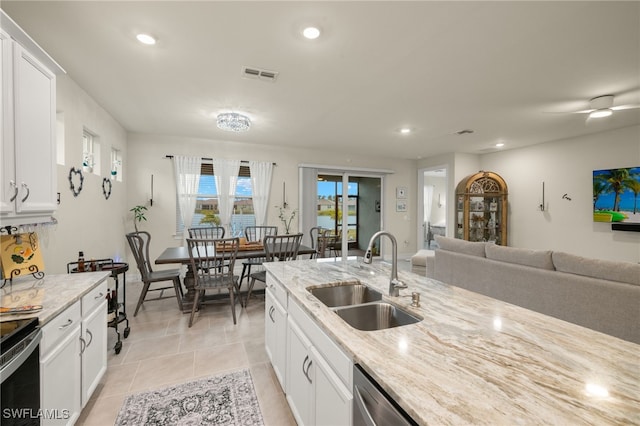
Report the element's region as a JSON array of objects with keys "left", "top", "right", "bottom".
[{"left": 569, "top": 94, "right": 640, "bottom": 119}]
